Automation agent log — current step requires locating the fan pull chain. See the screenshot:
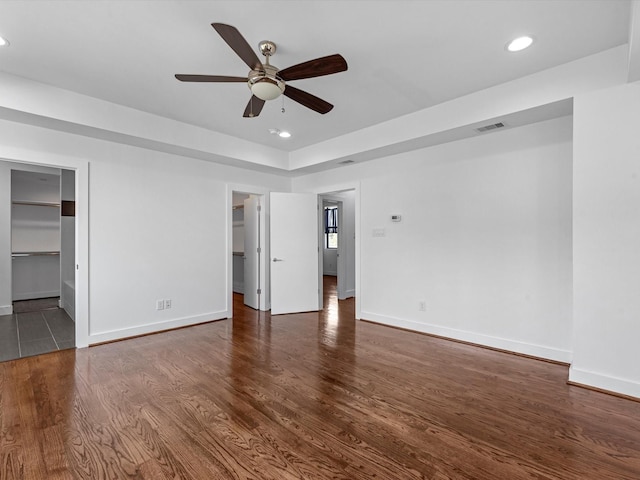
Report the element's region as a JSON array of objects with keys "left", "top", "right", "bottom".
[{"left": 281, "top": 95, "right": 285, "bottom": 114}]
